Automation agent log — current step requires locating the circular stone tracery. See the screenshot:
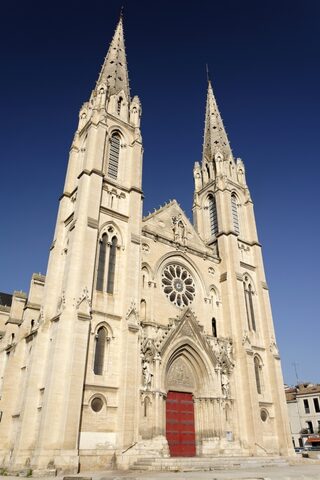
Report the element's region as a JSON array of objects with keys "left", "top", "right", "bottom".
[{"left": 161, "top": 264, "right": 195, "bottom": 308}]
